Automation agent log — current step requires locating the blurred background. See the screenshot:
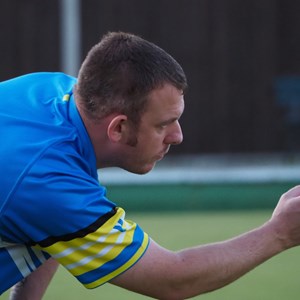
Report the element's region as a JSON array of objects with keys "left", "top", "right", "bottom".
[
  {"left": 1, "top": 0, "right": 300, "bottom": 211},
  {"left": 1, "top": 1, "right": 300, "bottom": 299},
  {"left": 1, "top": 0, "right": 300, "bottom": 154}
]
